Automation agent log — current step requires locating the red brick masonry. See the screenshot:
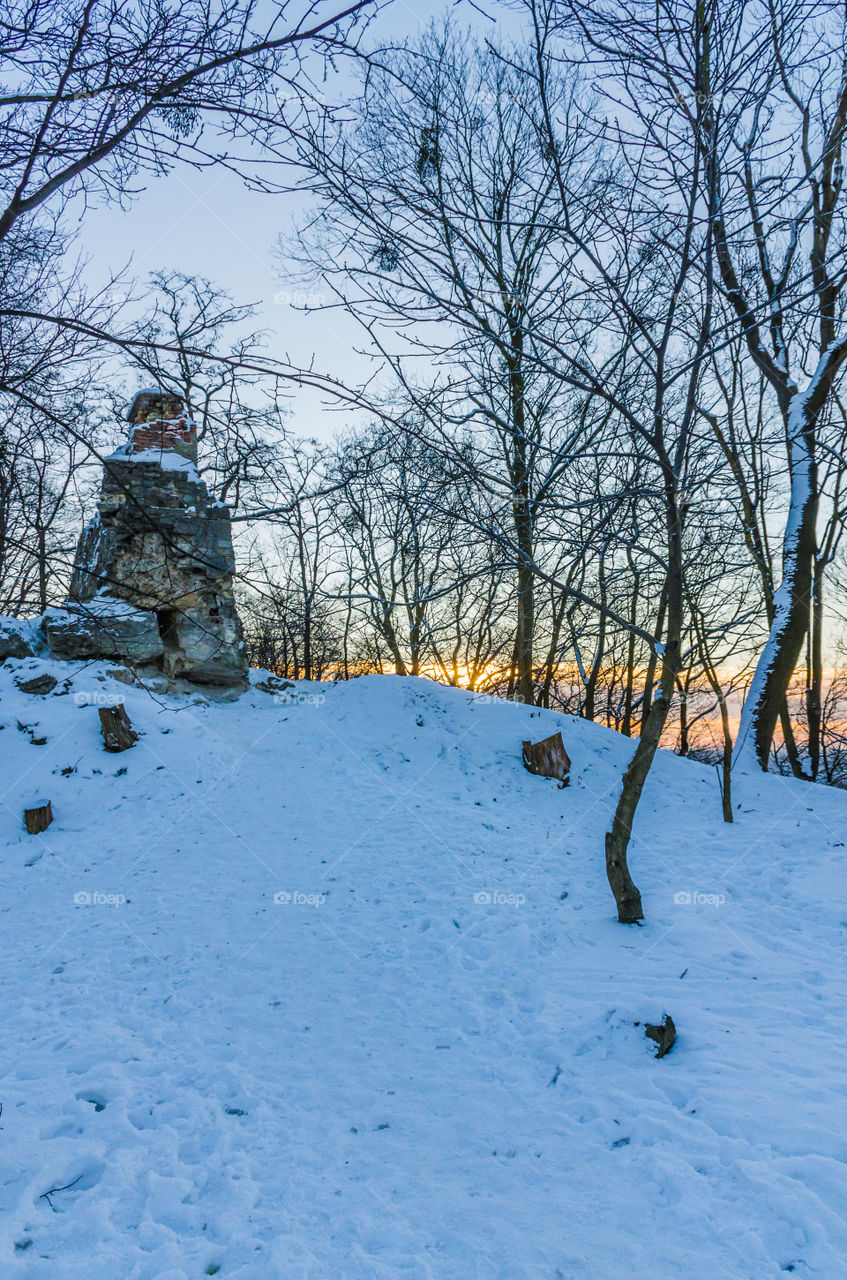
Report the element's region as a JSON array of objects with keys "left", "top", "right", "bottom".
[
  {"left": 129, "top": 419, "right": 196, "bottom": 453},
  {"left": 126, "top": 390, "right": 197, "bottom": 461}
]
